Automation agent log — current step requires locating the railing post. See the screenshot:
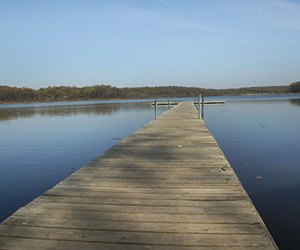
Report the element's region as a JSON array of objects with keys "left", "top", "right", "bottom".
[
  {"left": 154, "top": 100, "right": 157, "bottom": 120},
  {"left": 198, "top": 94, "right": 201, "bottom": 119},
  {"left": 168, "top": 96, "right": 170, "bottom": 110},
  {"left": 201, "top": 94, "right": 204, "bottom": 119}
]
